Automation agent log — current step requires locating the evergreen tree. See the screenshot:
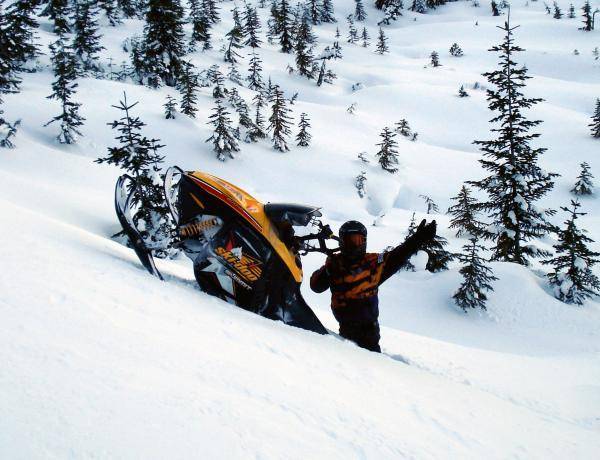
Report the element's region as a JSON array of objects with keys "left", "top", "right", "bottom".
[
  {"left": 96, "top": 93, "right": 172, "bottom": 256},
  {"left": 590, "top": 98, "right": 600, "bottom": 138},
  {"left": 580, "top": 1, "right": 593, "bottom": 31},
  {"left": 449, "top": 43, "right": 464, "bottom": 57},
  {"left": 140, "top": 0, "right": 186, "bottom": 87},
  {"left": 118, "top": 0, "right": 139, "bottom": 18},
  {"left": 268, "top": 85, "right": 292, "bottom": 152},
  {"left": 375, "top": 27, "right": 389, "bottom": 54},
  {"left": 189, "top": 0, "right": 212, "bottom": 51},
  {"left": 203, "top": 0, "right": 220, "bottom": 24},
  {"left": 307, "top": 0, "right": 321, "bottom": 25},
  {"left": 41, "top": 0, "right": 70, "bottom": 34},
  {"left": 355, "top": 0, "right": 367, "bottom": 21},
  {"left": 448, "top": 185, "right": 487, "bottom": 238},
  {"left": 542, "top": 200, "right": 600, "bottom": 305},
  {"left": 277, "top": 0, "right": 294, "bottom": 53},
  {"left": 430, "top": 51, "right": 441, "bottom": 67},
  {"left": 248, "top": 91, "right": 268, "bottom": 141},
  {"left": 347, "top": 14, "right": 359, "bottom": 44},
  {"left": 395, "top": 119, "right": 411, "bottom": 137},
  {"left": 568, "top": 3, "right": 575, "bottom": 18},
  {"left": 72, "top": 1, "right": 105, "bottom": 73},
  {"left": 420, "top": 194, "right": 439, "bottom": 214},
  {"left": 228, "top": 61, "right": 243, "bottom": 85},
  {"left": 295, "top": 14, "right": 315, "bottom": 78},
  {"left": 379, "top": 0, "right": 403, "bottom": 26},
  {"left": 571, "top": 162, "right": 594, "bottom": 196},
  {"left": 468, "top": 20, "right": 558, "bottom": 265},
  {"left": 375, "top": 127, "right": 399, "bottom": 173},
  {"left": 0, "top": 3, "right": 22, "bottom": 149},
  {"left": 177, "top": 61, "right": 199, "bottom": 118},
  {"left": 553, "top": 1, "right": 562, "bottom": 19},
  {"left": 296, "top": 112, "right": 311, "bottom": 146},
  {"left": 164, "top": 94, "right": 177, "bottom": 119},
  {"left": 320, "top": 0, "right": 335, "bottom": 23},
  {"left": 355, "top": 171, "right": 367, "bottom": 198},
  {"left": 491, "top": 0, "right": 500, "bottom": 16},
  {"left": 332, "top": 40, "right": 343, "bottom": 59},
  {"left": 206, "top": 99, "right": 239, "bottom": 160},
  {"left": 361, "top": 27, "right": 370, "bottom": 47},
  {"left": 458, "top": 85, "right": 469, "bottom": 97},
  {"left": 423, "top": 234, "right": 454, "bottom": 272},
  {"left": 410, "top": 0, "right": 427, "bottom": 13},
  {"left": 402, "top": 213, "right": 417, "bottom": 271},
  {"left": 224, "top": 20, "right": 244, "bottom": 64},
  {"left": 99, "top": 0, "right": 121, "bottom": 26},
  {"left": 45, "top": 35, "right": 85, "bottom": 145},
  {"left": 243, "top": 3, "right": 262, "bottom": 48},
  {"left": 453, "top": 237, "right": 497, "bottom": 311},
  {"left": 246, "top": 52, "right": 264, "bottom": 91},
  {"left": 4, "top": 0, "right": 39, "bottom": 69},
  {"left": 209, "top": 66, "right": 226, "bottom": 99}
]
